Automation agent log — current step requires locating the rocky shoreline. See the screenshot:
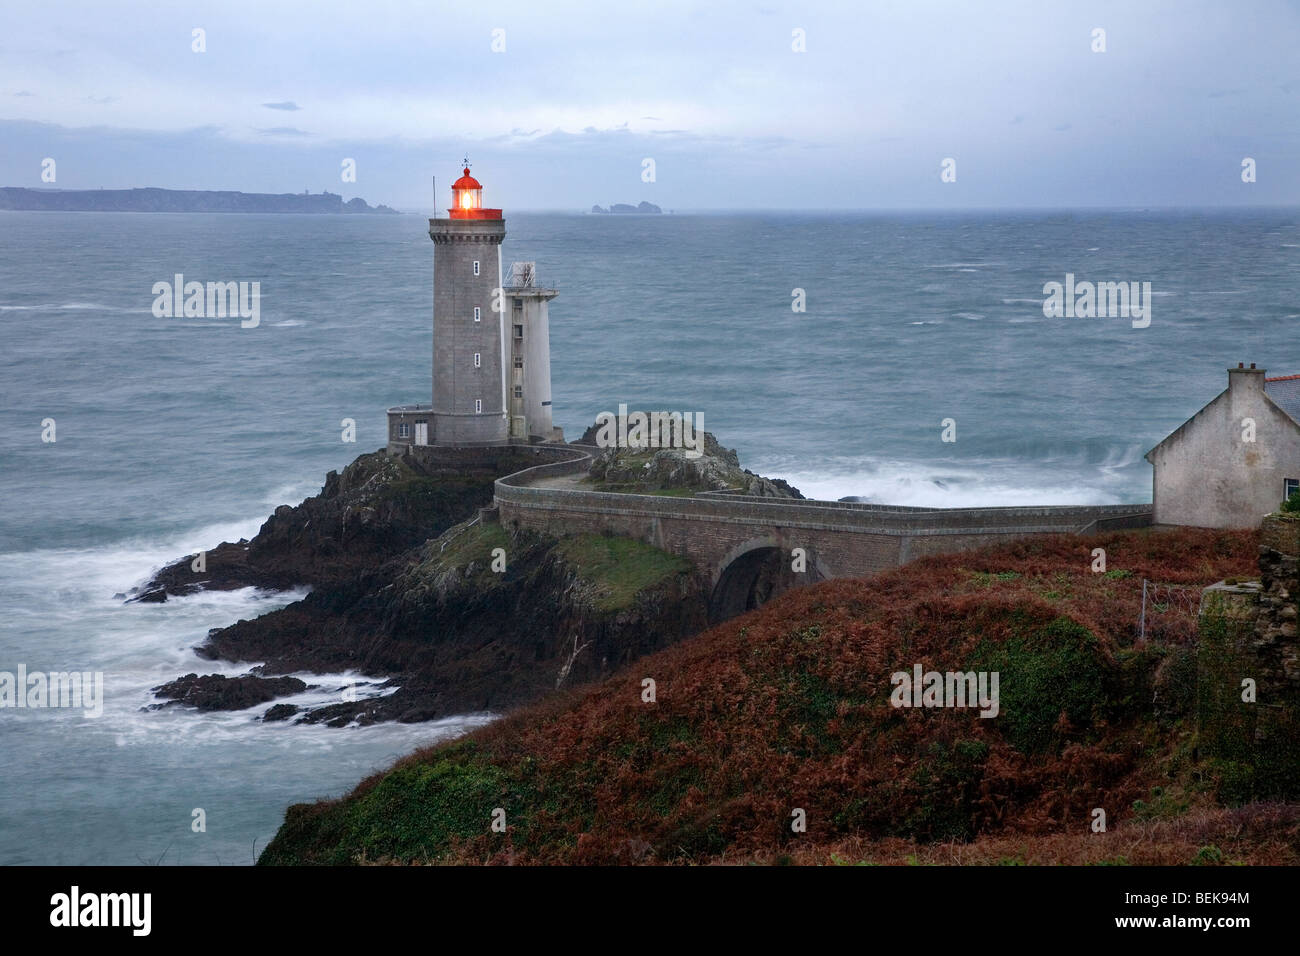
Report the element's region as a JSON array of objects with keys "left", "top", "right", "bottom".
[{"left": 139, "top": 430, "right": 799, "bottom": 726}]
